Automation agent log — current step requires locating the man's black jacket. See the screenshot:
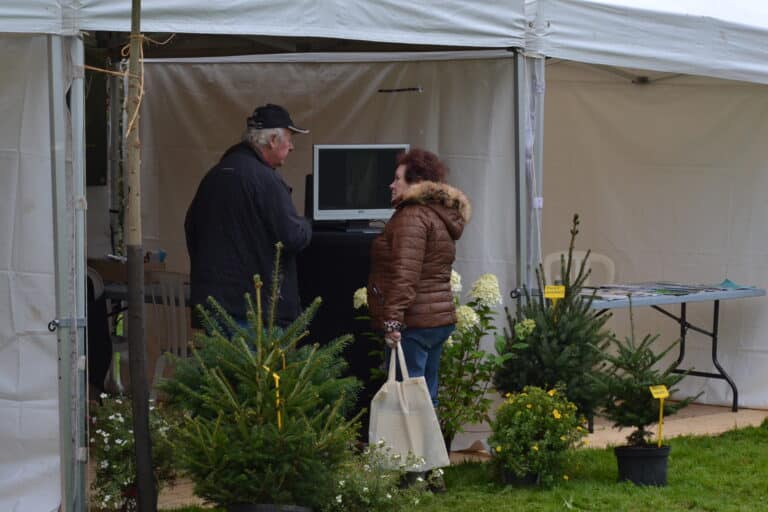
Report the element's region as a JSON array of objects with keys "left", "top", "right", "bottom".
[{"left": 185, "top": 142, "right": 311, "bottom": 326}]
